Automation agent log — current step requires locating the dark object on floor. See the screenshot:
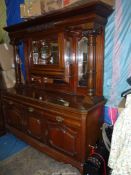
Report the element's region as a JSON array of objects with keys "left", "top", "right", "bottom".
[
  {"left": 83, "top": 123, "right": 113, "bottom": 175},
  {"left": 121, "top": 88, "right": 131, "bottom": 97},
  {"left": 121, "top": 76, "right": 131, "bottom": 97}
]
